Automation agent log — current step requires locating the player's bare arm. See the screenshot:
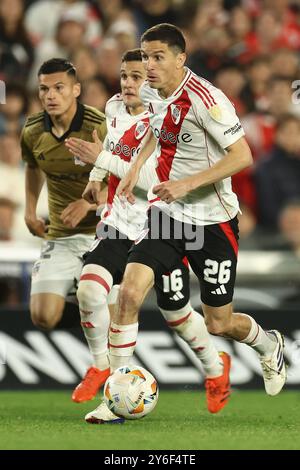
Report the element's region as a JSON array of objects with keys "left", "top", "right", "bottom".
[
  {"left": 82, "top": 181, "right": 108, "bottom": 206},
  {"left": 153, "top": 137, "right": 253, "bottom": 203},
  {"left": 60, "top": 198, "right": 99, "bottom": 229},
  {"left": 24, "top": 164, "right": 48, "bottom": 237},
  {"left": 65, "top": 129, "right": 102, "bottom": 165},
  {"left": 116, "top": 130, "right": 156, "bottom": 204}
]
